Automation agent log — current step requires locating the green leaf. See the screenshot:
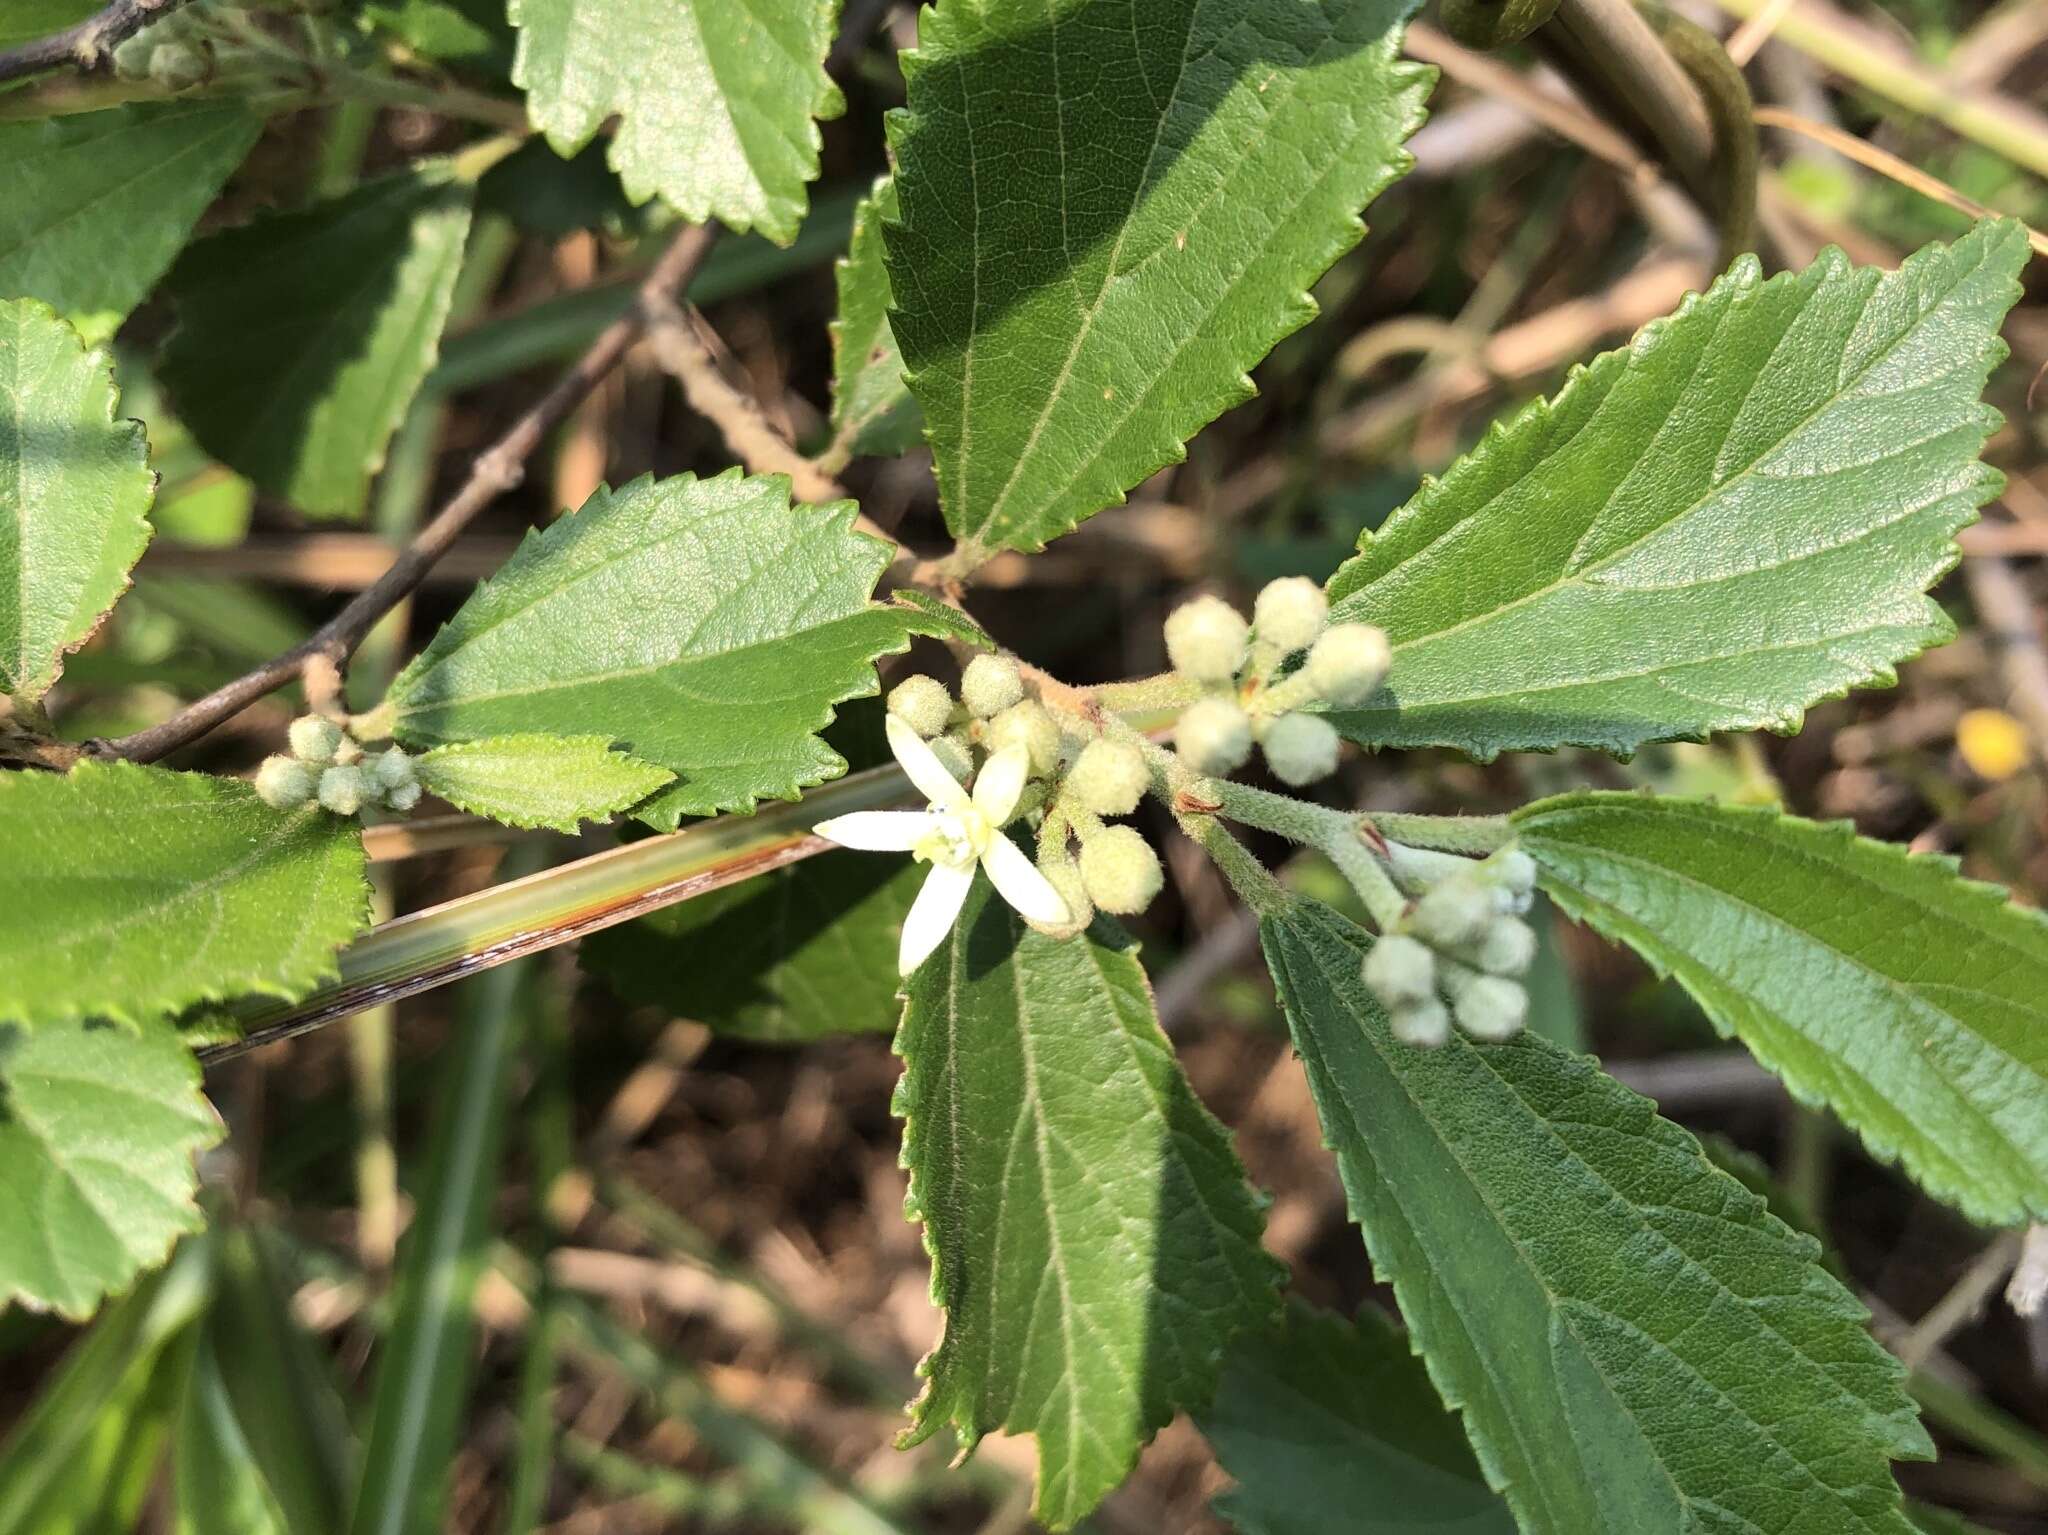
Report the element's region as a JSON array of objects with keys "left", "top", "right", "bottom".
[
  {"left": 174, "top": 1340, "right": 290, "bottom": 1535},
  {"left": 1514, "top": 791, "right": 2048, "bottom": 1226},
  {"left": 385, "top": 470, "right": 938, "bottom": 829},
  {"left": 1, "top": 300, "right": 153, "bottom": 702},
  {"left": 508, "top": 0, "right": 843, "bottom": 244},
  {"left": 0, "top": 1, "right": 97, "bottom": 49},
  {"left": 827, "top": 176, "right": 920, "bottom": 462},
  {"left": 0, "top": 760, "right": 369, "bottom": 1029},
  {"left": 205, "top": 1227, "right": 355, "bottom": 1535},
  {"left": 0, "top": 1251, "right": 211, "bottom": 1525},
  {"left": 1260, "top": 898, "right": 1932, "bottom": 1535},
  {"left": 1197, "top": 1298, "right": 1514, "bottom": 1535},
  {"left": 0, "top": 1019, "right": 221, "bottom": 1319},
  {"left": 883, "top": 0, "right": 1429, "bottom": 560},
  {"left": 583, "top": 852, "right": 923, "bottom": 1041},
  {"left": 896, "top": 886, "right": 1282, "bottom": 1529},
  {"left": 1326, "top": 221, "right": 2029, "bottom": 759},
  {"left": 0, "top": 104, "right": 260, "bottom": 346},
  {"left": 413, "top": 733, "right": 674, "bottom": 831},
  {"left": 159, "top": 166, "right": 474, "bottom": 521}
]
